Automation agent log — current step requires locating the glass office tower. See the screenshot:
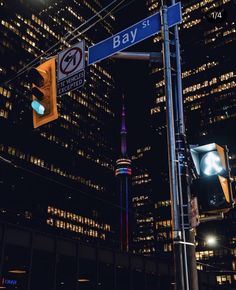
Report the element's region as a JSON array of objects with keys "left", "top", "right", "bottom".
[
  {"left": 131, "top": 0, "right": 236, "bottom": 287},
  {"left": 0, "top": 0, "right": 118, "bottom": 246}
]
